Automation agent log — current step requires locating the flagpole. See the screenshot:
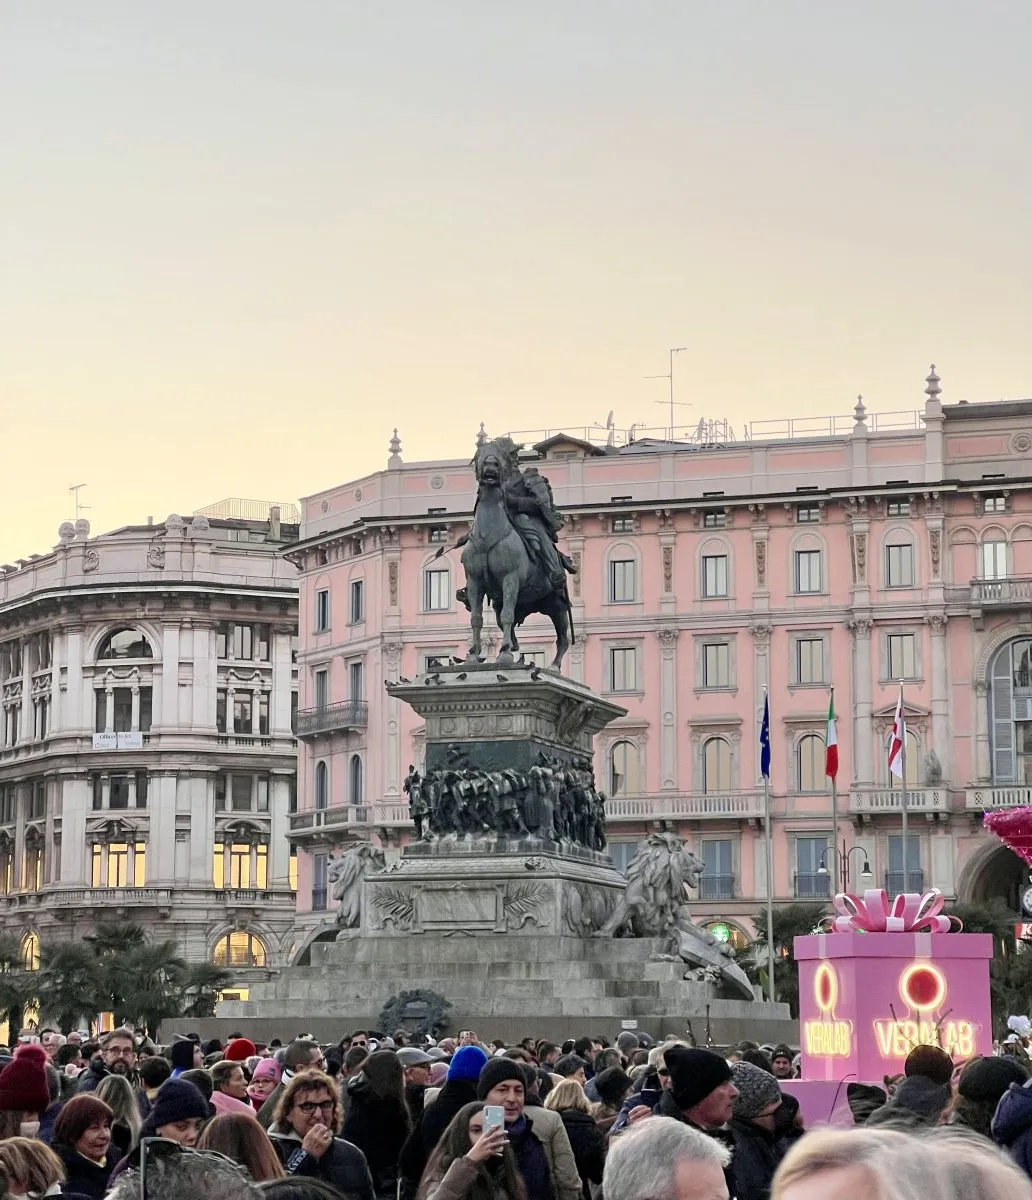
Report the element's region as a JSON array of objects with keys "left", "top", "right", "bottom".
[
  {"left": 899, "top": 681, "right": 909, "bottom": 893},
  {"left": 829, "top": 686, "right": 839, "bottom": 896},
  {"left": 762, "top": 688, "right": 776, "bottom": 1005}
]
